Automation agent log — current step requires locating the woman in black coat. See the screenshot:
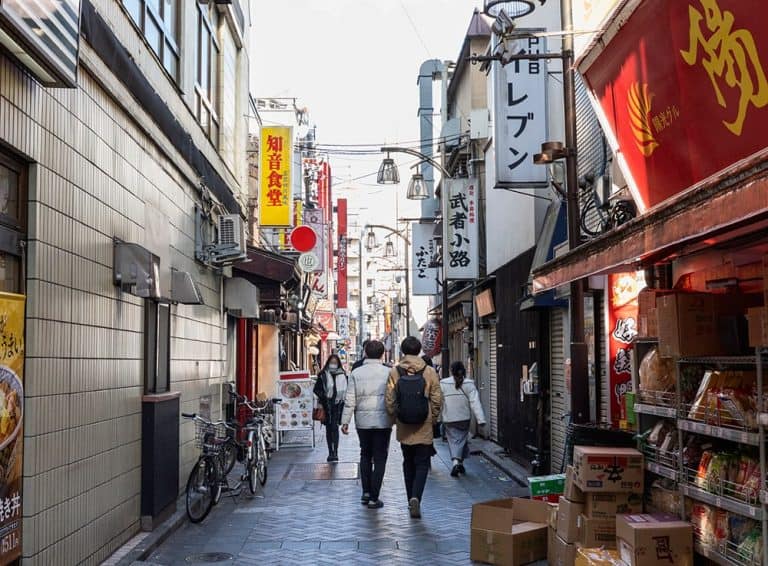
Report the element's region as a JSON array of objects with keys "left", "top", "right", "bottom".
[{"left": 313, "top": 354, "right": 347, "bottom": 462}]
